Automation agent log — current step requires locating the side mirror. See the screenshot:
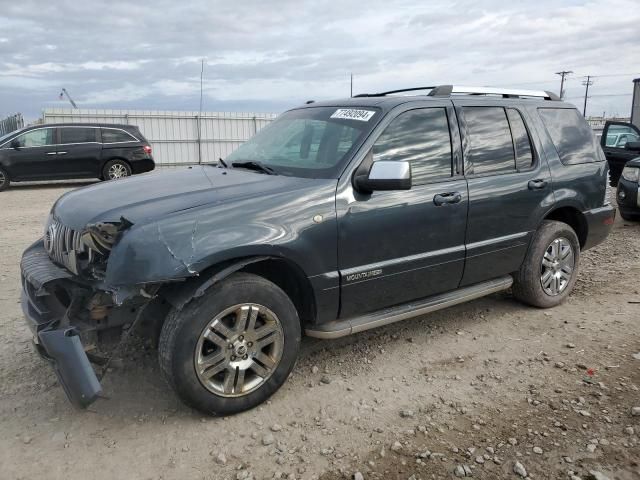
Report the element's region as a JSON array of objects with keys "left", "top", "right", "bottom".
[
  {"left": 10, "top": 139, "right": 21, "bottom": 150},
  {"left": 625, "top": 141, "right": 640, "bottom": 152},
  {"left": 354, "top": 160, "right": 411, "bottom": 193}
]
